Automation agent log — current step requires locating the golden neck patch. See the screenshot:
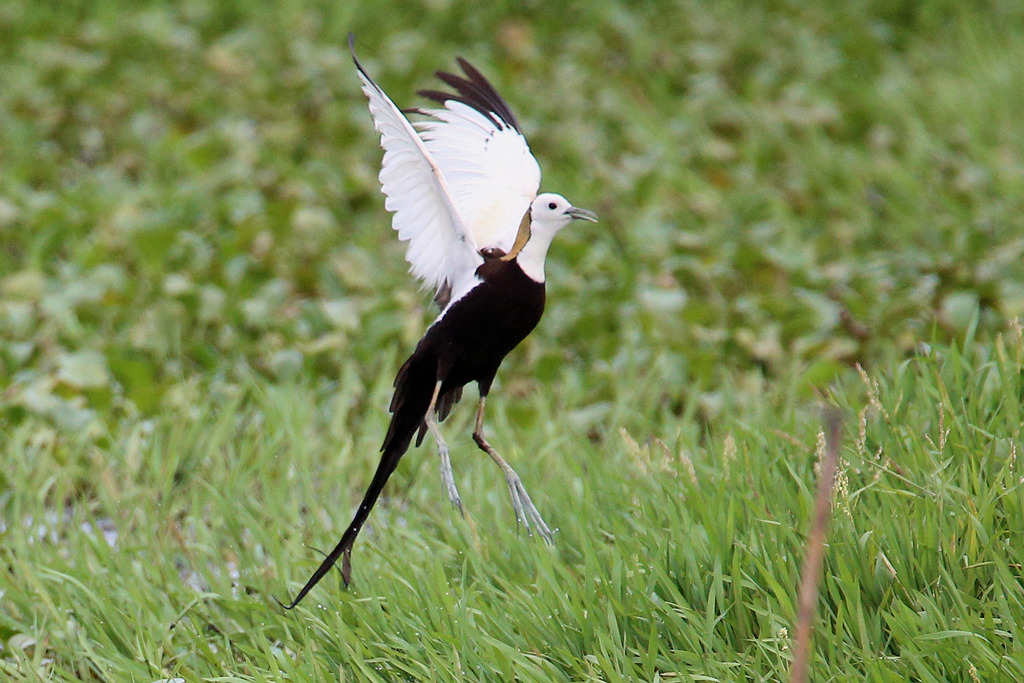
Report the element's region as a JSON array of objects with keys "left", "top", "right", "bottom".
[{"left": 501, "top": 210, "right": 532, "bottom": 261}]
